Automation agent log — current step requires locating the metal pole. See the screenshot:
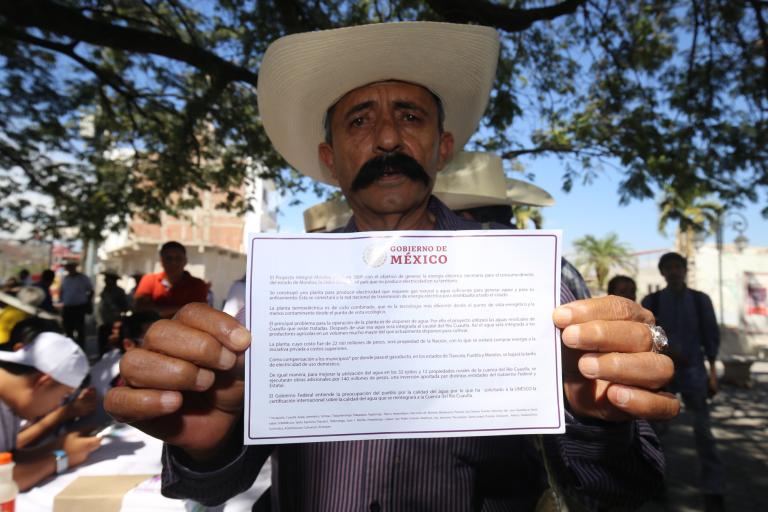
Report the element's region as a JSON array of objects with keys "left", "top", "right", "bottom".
[{"left": 717, "top": 215, "right": 724, "bottom": 328}]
